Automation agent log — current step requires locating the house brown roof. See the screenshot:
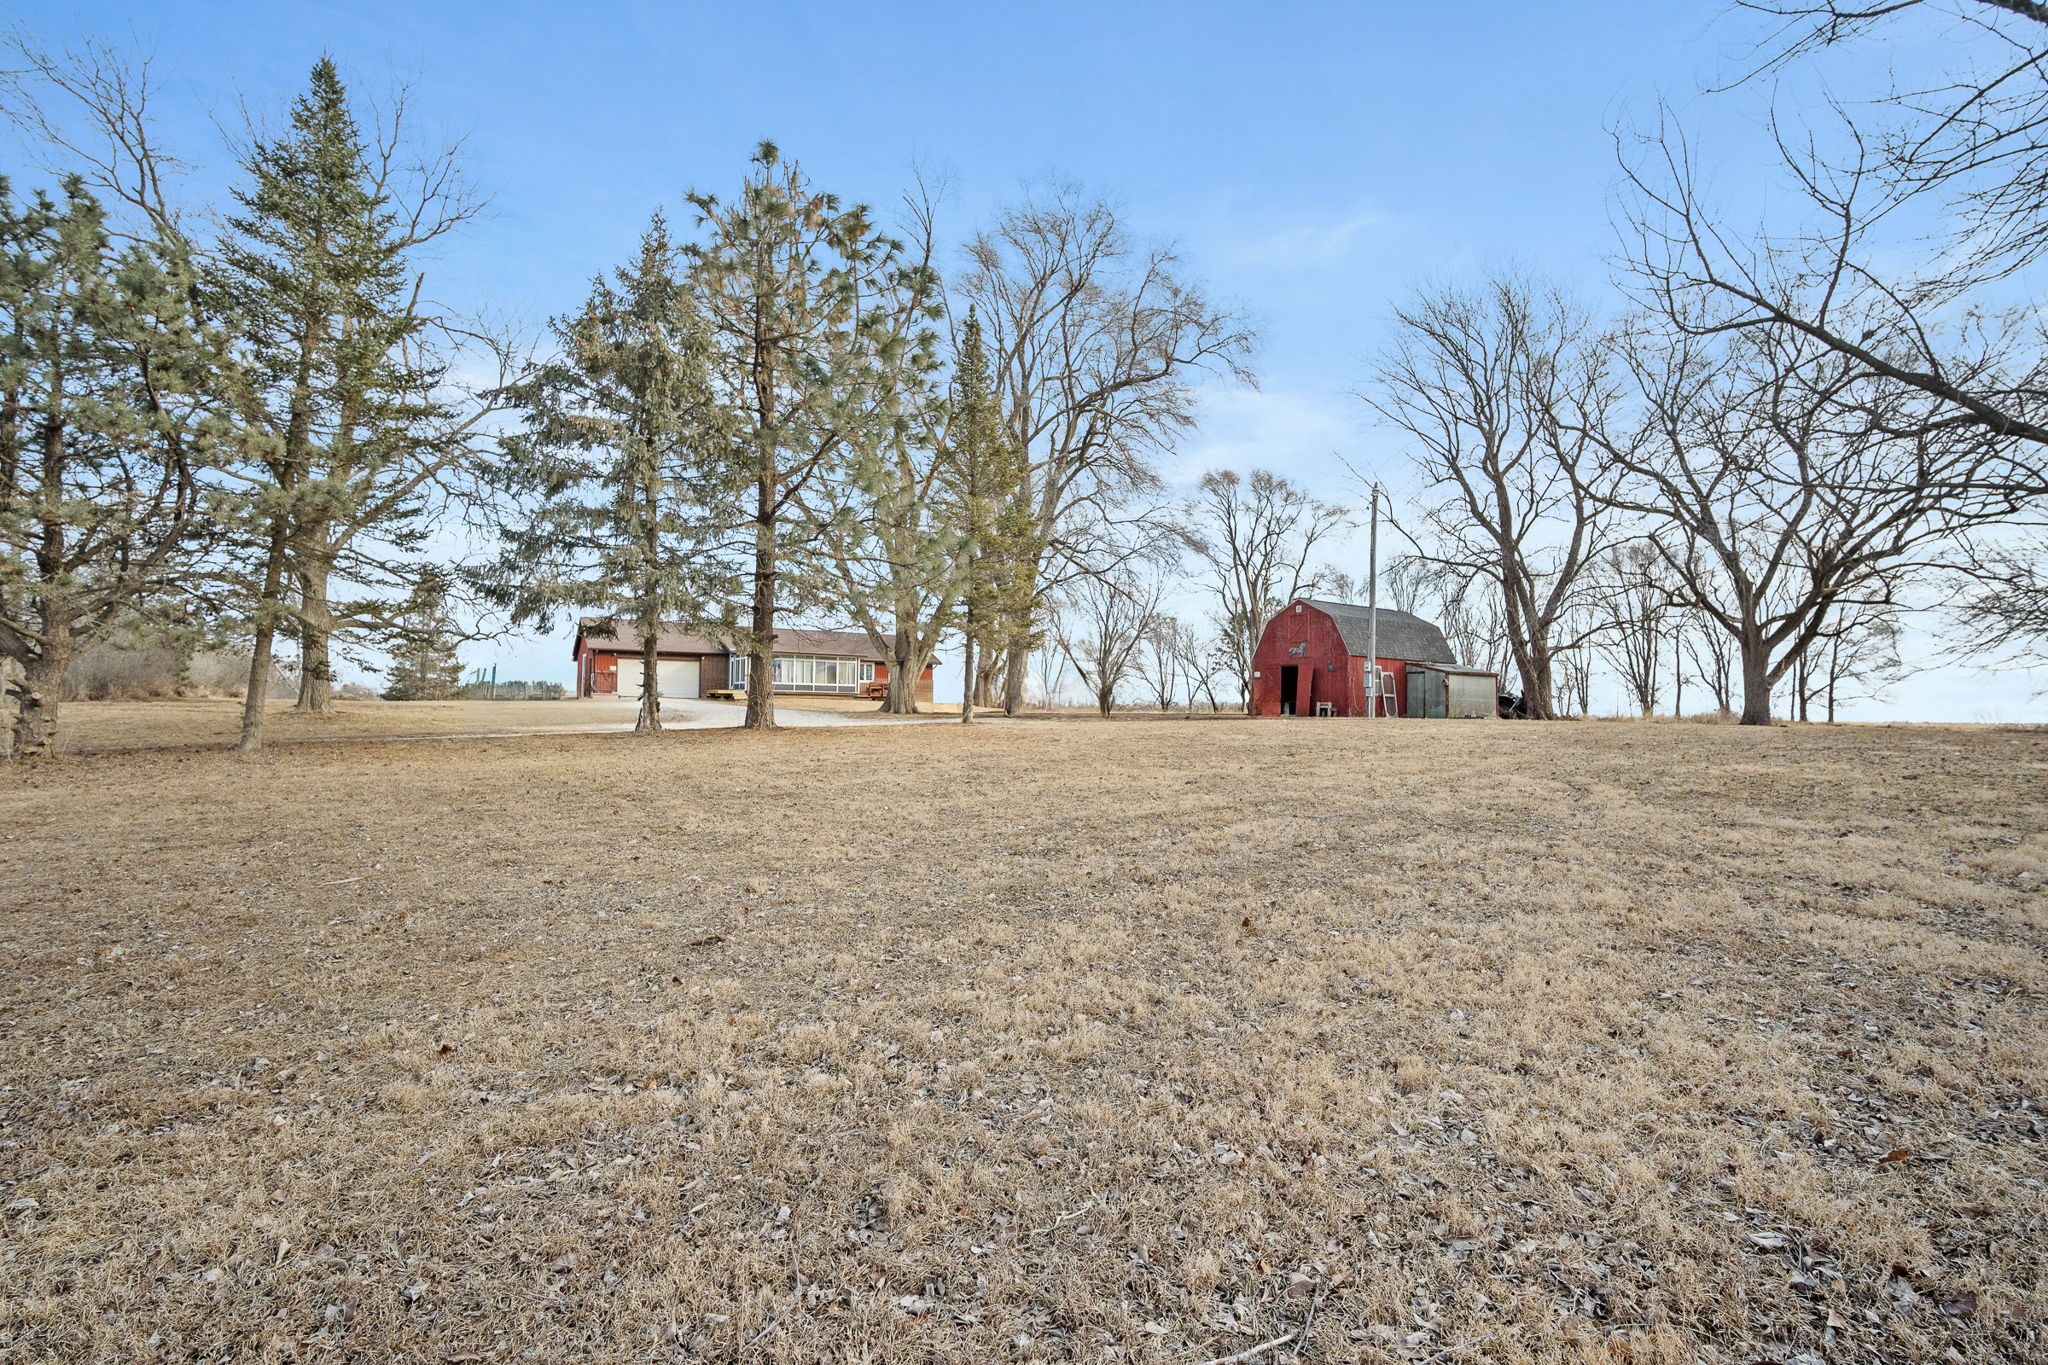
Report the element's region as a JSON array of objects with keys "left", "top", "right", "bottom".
[
  {"left": 772, "top": 627, "right": 890, "bottom": 662},
  {"left": 574, "top": 617, "right": 889, "bottom": 662}
]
